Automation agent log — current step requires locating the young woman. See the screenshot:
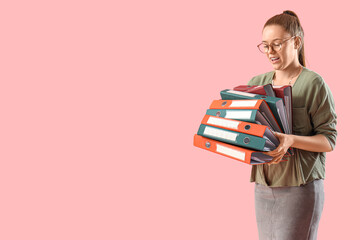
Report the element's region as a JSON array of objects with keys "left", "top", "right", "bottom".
[{"left": 247, "top": 10, "right": 337, "bottom": 240}]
